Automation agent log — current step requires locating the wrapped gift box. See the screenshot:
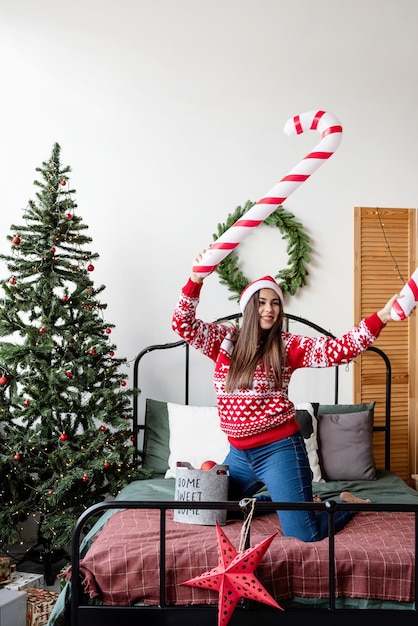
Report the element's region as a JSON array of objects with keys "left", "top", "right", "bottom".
[
  {"left": 0, "top": 589, "right": 27, "bottom": 626},
  {"left": 26, "top": 587, "right": 59, "bottom": 626},
  {"left": 0, "top": 557, "right": 14, "bottom": 584},
  {"left": 4, "top": 571, "right": 44, "bottom": 591}
]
